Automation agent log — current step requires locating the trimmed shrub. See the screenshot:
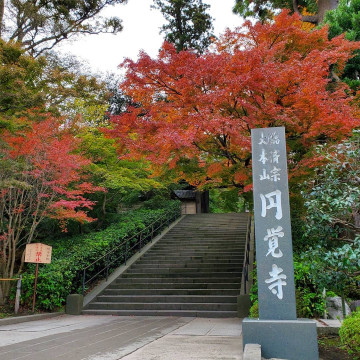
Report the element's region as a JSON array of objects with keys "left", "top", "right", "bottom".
[
  {"left": 17, "top": 201, "right": 180, "bottom": 310},
  {"left": 339, "top": 310, "right": 360, "bottom": 358},
  {"left": 249, "top": 301, "right": 259, "bottom": 318}
]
